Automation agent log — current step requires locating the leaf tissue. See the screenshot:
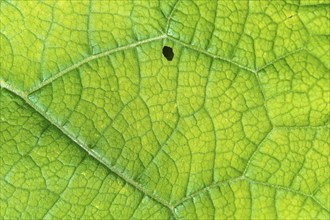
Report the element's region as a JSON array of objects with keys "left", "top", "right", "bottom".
[{"left": 0, "top": 0, "right": 329, "bottom": 219}]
